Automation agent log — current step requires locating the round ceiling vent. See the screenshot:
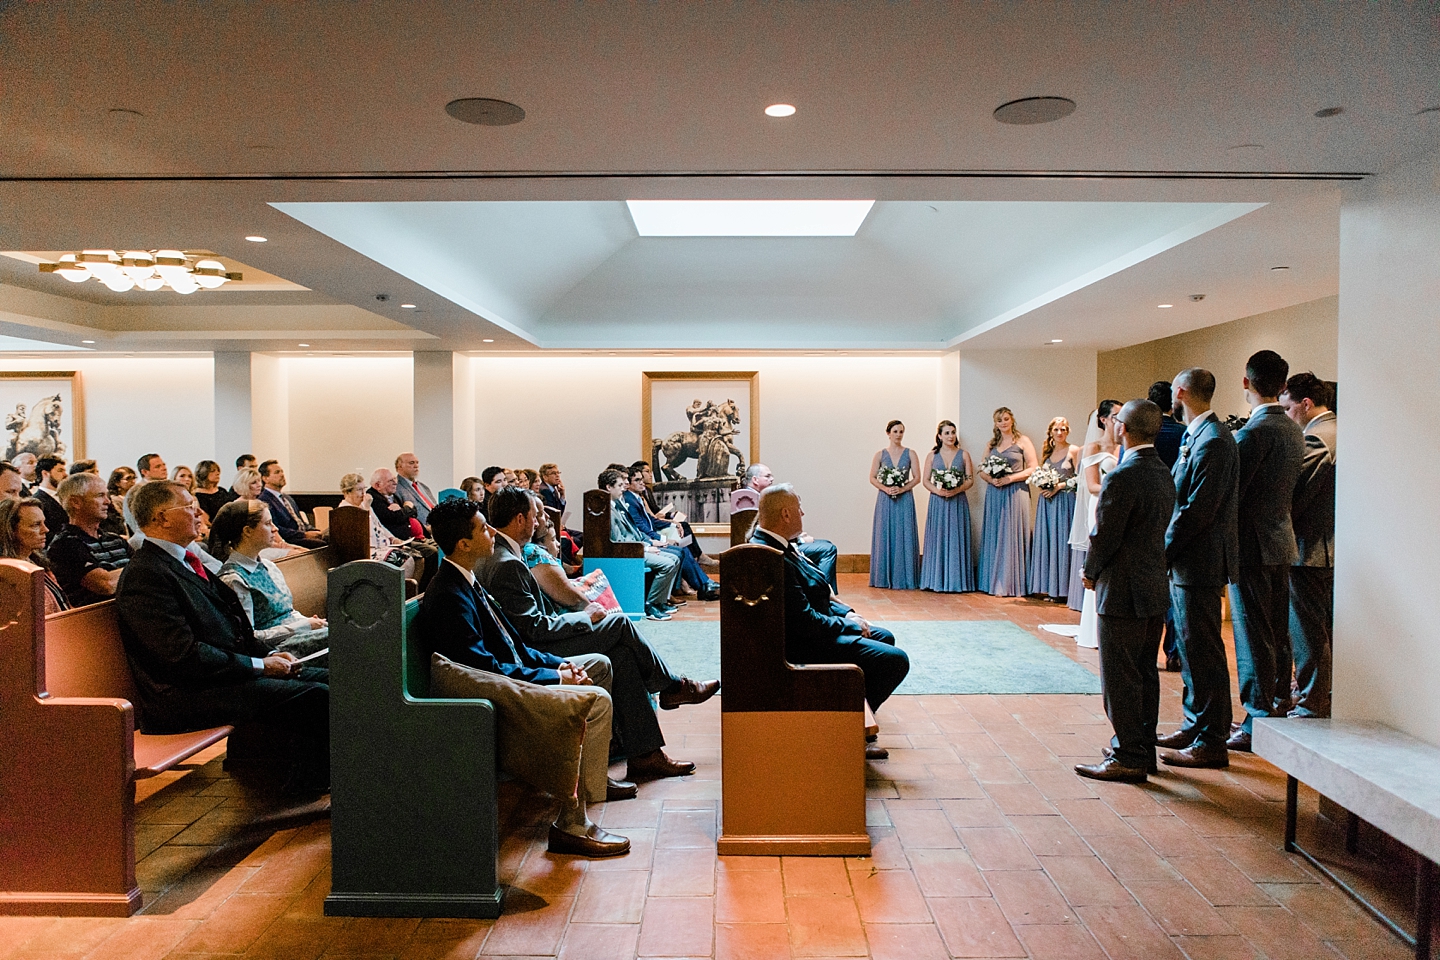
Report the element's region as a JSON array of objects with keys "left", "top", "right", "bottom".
[
  {"left": 445, "top": 98, "right": 526, "bottom": 126},
  {"left": 993, "top": 96, "right": 1076, "bottom": 125}
]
